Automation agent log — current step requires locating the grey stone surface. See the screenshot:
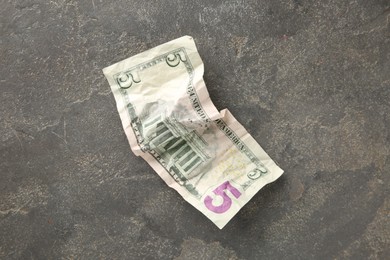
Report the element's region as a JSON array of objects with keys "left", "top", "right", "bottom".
[{"left": 1, "top": 0, "right": 389, "bottom": 259}]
